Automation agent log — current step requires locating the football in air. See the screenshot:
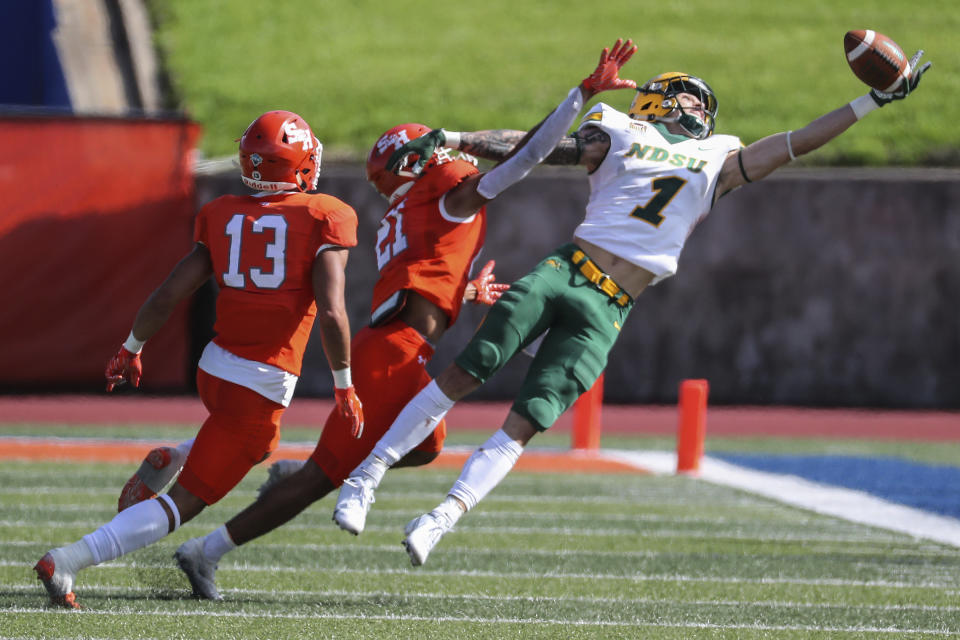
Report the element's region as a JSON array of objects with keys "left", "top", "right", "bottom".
[{"left": 844, "top": 29, "right": 910, "bottom": 92}]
